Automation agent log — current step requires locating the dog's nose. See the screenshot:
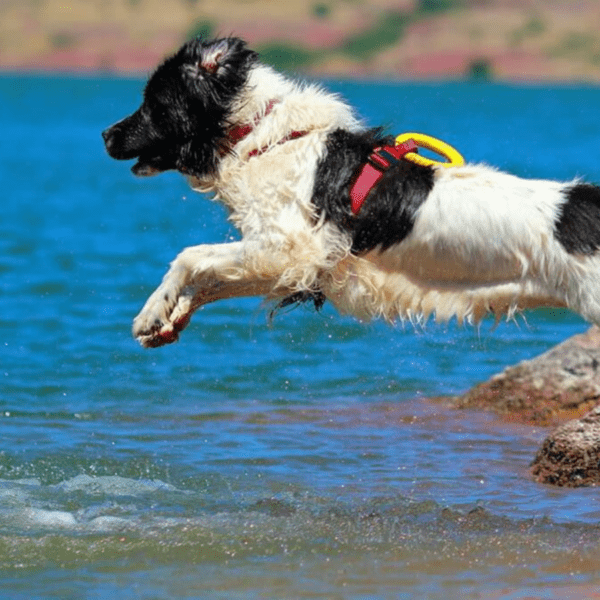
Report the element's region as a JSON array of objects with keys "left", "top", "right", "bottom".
[
  {"left": 102, "top": 127, "right": 113, "bottom": 148},
  {"left": 102, "top": 126, "right": 123, "bottom": 158}
]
